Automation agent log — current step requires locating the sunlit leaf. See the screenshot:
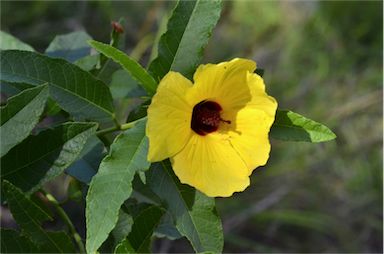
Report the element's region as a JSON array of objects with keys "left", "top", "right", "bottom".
[
  {"left": 2, "top": 181, "right": 75, "bottom": 253},
  {"left": 89, "top": 40, "right": 157, "bottom": 95},
  {"left": 86, "top": 120, "right": 150, "bottom": 253},
  {"left": 1, "top": 85, "right": 49, "bottom": 157},
  {"left": 0, "top": 50, "right": 115, "bottom": 122},
  {"left": 146, "top": 160, "right": 224, "bottom": 252},
  {"left": 45, "top": 31, "right": 92, "bottom": 62},
  {"left": 0, "top": 31, "right": 34, "bottom": 51},
  {"left": 271, "top": 110, "right": 337, "bottom": 142},
  {"left": 1, "top": 122, "right": 98, "bottom": 192},
  {"left": 148, "top": 0, "right": 222, "bottom": 80}
]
